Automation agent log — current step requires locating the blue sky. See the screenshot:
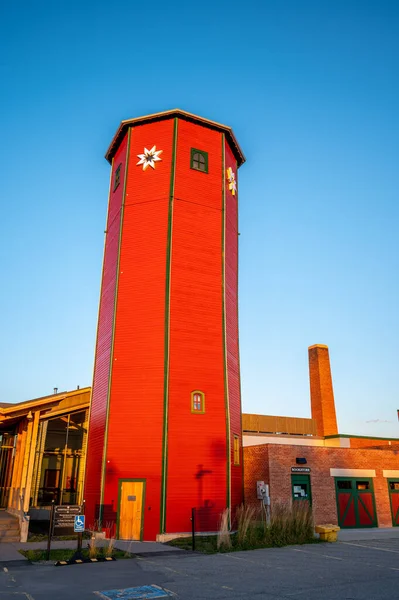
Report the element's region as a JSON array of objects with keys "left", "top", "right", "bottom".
[{"left": 1, "top": 0, "right": 398, "bottom": 436}]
